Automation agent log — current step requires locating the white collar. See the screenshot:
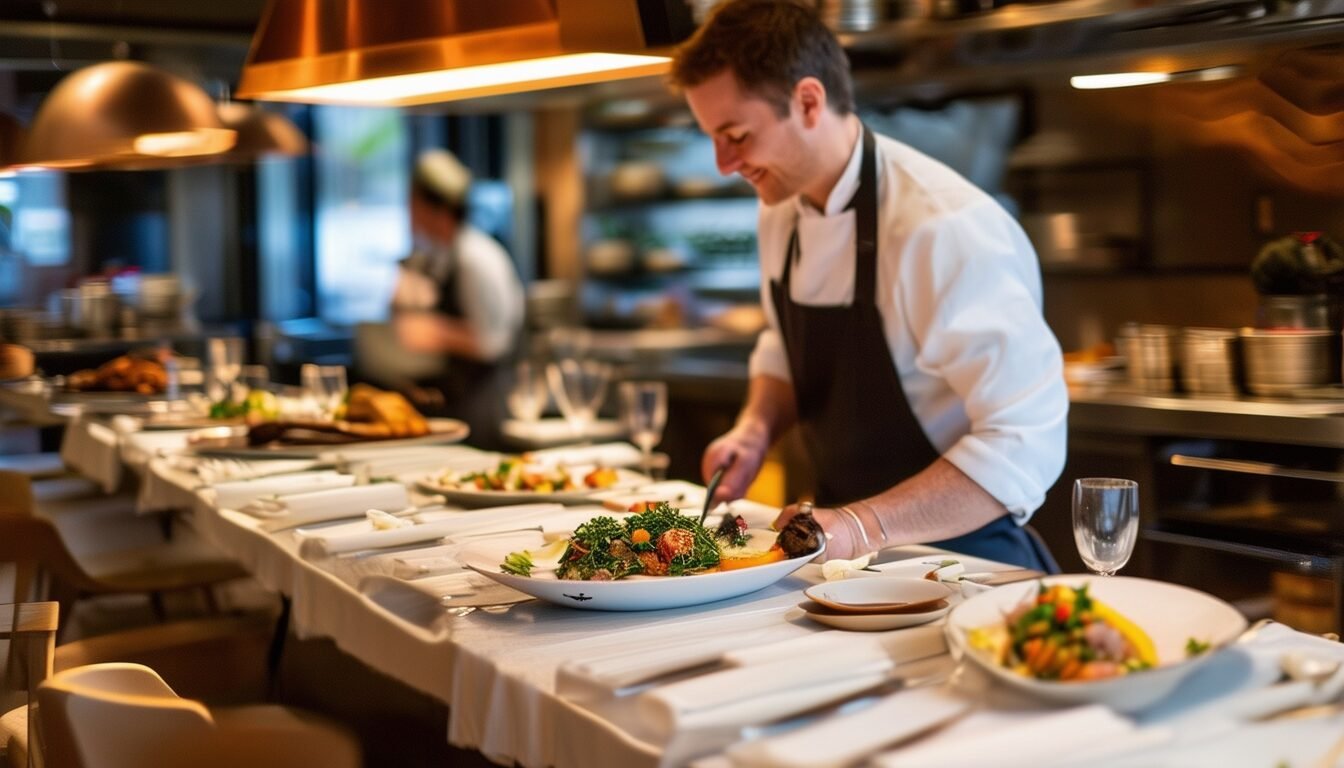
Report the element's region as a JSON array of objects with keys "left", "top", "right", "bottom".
[{"left": 794, "top": 126, "right": 864, "bottom": 218}]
